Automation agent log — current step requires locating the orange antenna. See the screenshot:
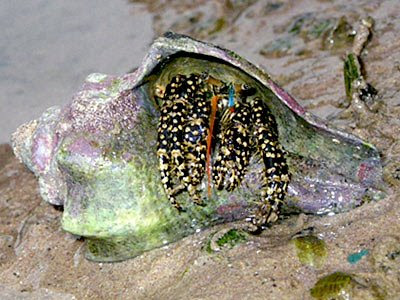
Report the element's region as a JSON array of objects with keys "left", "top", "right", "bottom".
[{"left": 206, "top": 95, "right": 220, "bottom": 198}]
